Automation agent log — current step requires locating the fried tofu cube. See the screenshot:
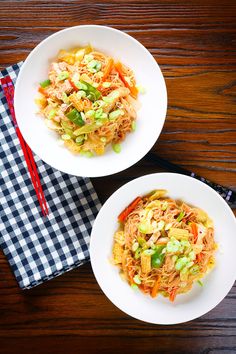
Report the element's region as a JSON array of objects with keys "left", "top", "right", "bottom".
[
  {"left": 113, "top": 243, "right": 123, "bottom": 264},
  {"left": 141, "top": 253, "right": 151, "bottom": 273}
]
